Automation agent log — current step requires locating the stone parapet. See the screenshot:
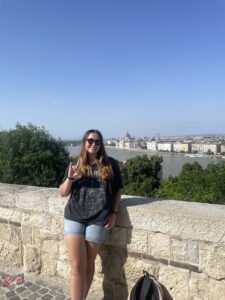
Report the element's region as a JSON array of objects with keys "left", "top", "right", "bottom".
[{"left": 0, "top": 183, "right": 225, "bottom": 299}]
